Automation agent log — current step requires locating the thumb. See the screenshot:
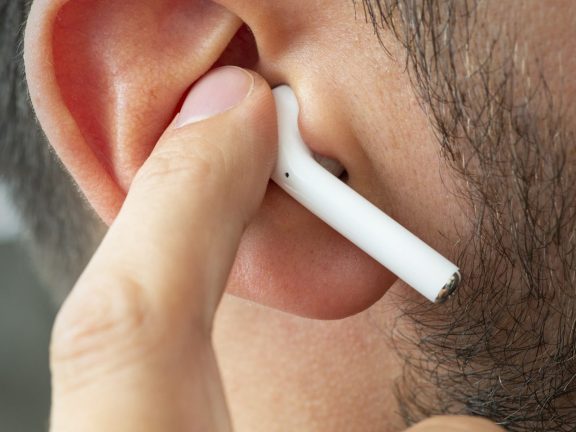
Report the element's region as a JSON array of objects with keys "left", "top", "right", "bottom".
[
  {"left": 406, "top": 416, "right": 506, "bottom": 432},
  {"left": 49, "top": 66, "right": 276, "bottom": 432}
]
